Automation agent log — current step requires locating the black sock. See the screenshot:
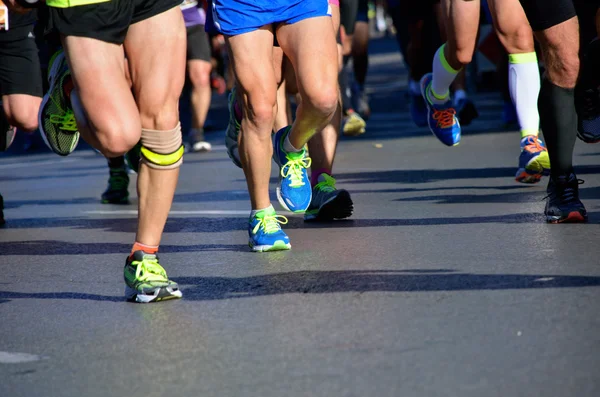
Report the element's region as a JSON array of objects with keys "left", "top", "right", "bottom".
[
  {"left": 107, "top": 156, "right": 125, "bottom": 169},
  {"left": 538, "top": 78, "right": 577, "bottom": 178}
]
